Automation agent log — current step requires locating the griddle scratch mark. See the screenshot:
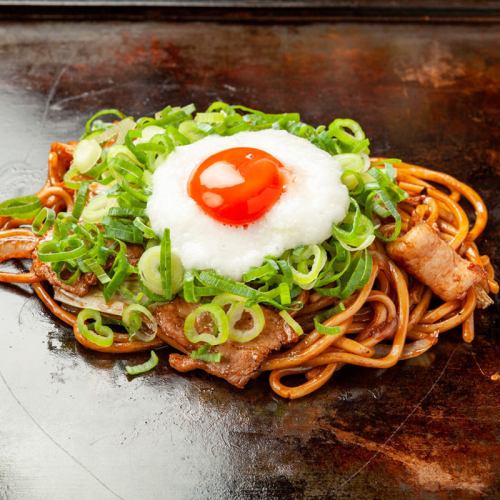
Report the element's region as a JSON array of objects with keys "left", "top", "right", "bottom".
[
  {"left": 51, "top": 85, "right": 116, "bottom": 109},
  {"left": 0, "top": 368, "right": 125, "bottom": 500},
  {"left": 40, "top": 65, "right": 68, "bottom": 129},
  {"left": 470, "top": 352, "right": 489, "bottom": 378},
  {"left": 339, "top": 345, "right": 458, "bottom": 489},
  {"left": 17, "top": 296, "right": 31, "bottom": 327}
]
